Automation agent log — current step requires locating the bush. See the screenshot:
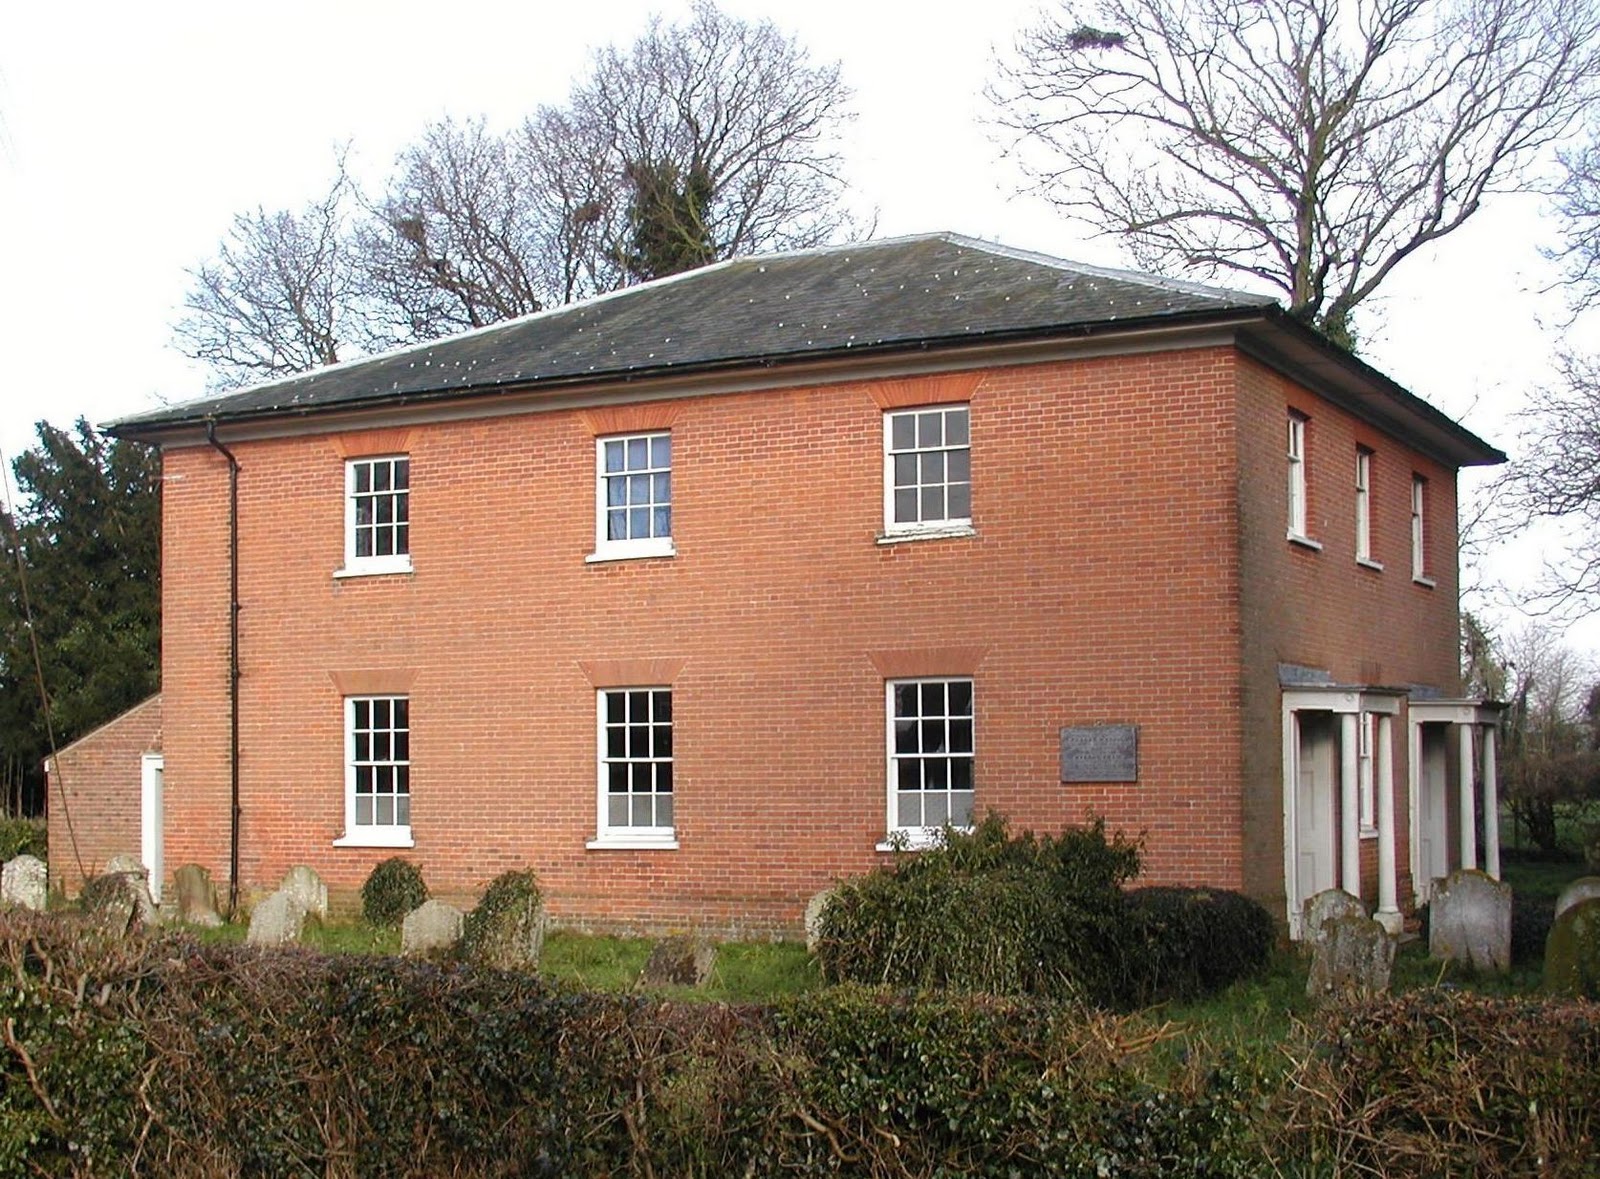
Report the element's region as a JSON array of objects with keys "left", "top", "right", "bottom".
[
  {"left": 360, "top": 857, "right": 428, "bottom": 927},
  {"left": 462, "top": 869, "right": 544, "bottom": 968},
  {"left": 0, "top": 816, "right": 45, "bottom": 862},
  {"left": 1122, "top": 886, "right": 1276, "bottom": 1006},
  {"left": 1282, "top": 991, "right": 1600, "bottom": 1175},
  {"left": 813, "top": 813, "right": 1142, "bottom": 1005}
]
